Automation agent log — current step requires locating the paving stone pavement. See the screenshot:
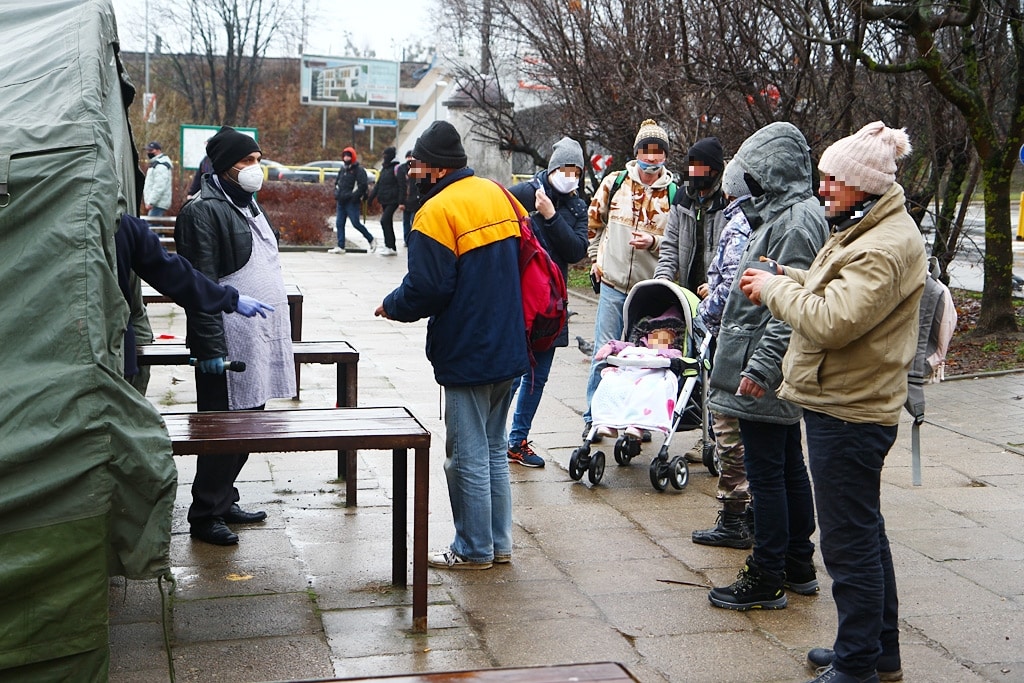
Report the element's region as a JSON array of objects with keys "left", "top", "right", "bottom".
[{"left": 110, "top": 223, "right": 1024, "bottom": 683}]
